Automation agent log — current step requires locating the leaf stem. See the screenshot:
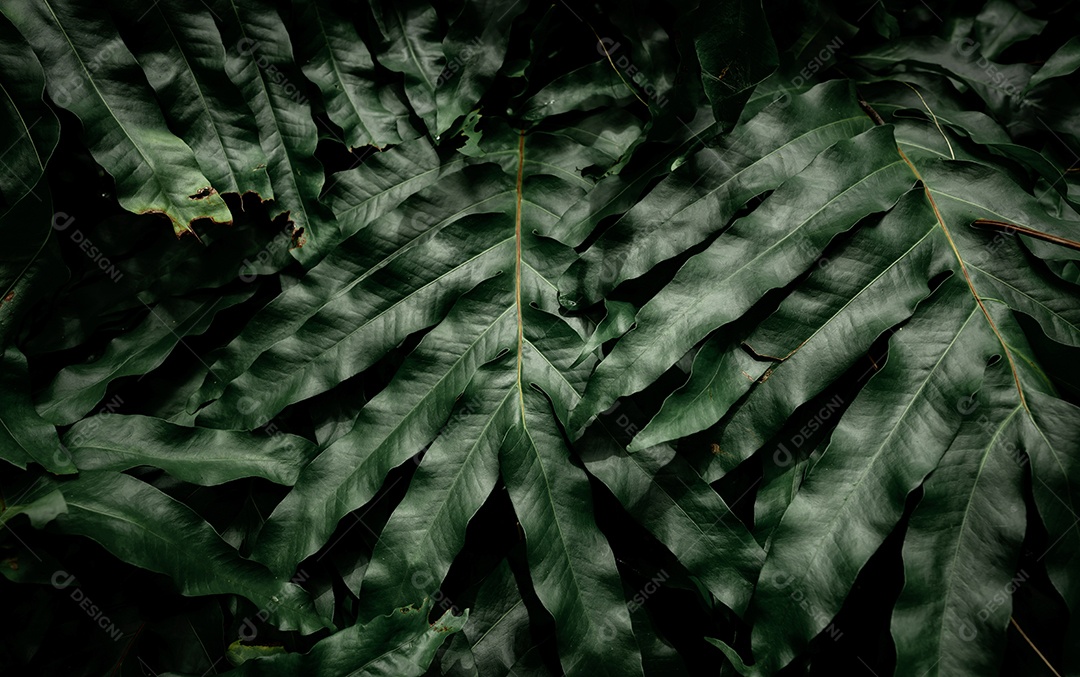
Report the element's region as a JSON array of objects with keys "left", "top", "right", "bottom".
[
  {"left": 972, "top": 219, "right": 1080, "bottom": 252},
  {"left": 515, "top": 130, "right": 526, "bottom": 418},
  {"left": 1010, "top": 616, "right": 1062, "bottom": 677},
  {"left": 896, "top": 146, "right": 1028, "bottom": 410}
]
